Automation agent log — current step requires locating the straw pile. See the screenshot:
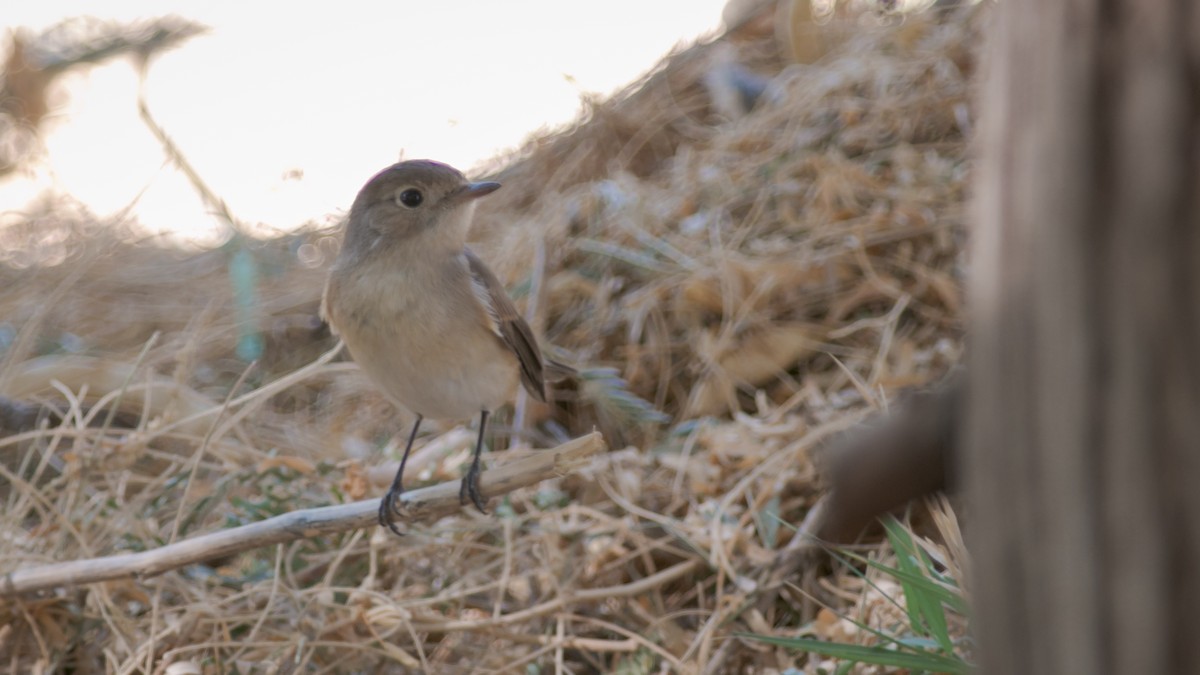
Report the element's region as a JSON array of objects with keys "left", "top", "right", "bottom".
[{"left": 0, "top": 1, "right": 980, "bottom": 671}]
